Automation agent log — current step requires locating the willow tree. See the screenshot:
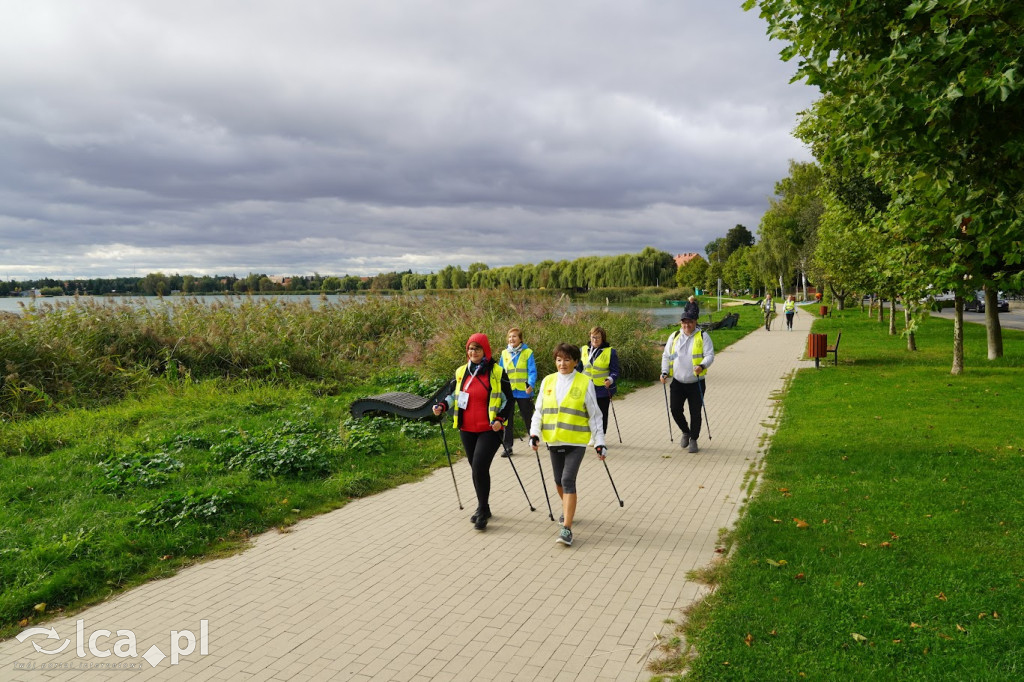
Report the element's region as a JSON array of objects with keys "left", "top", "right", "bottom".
[{"left": 745, "top": 0, "right": 1024, "bottom": 372}]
